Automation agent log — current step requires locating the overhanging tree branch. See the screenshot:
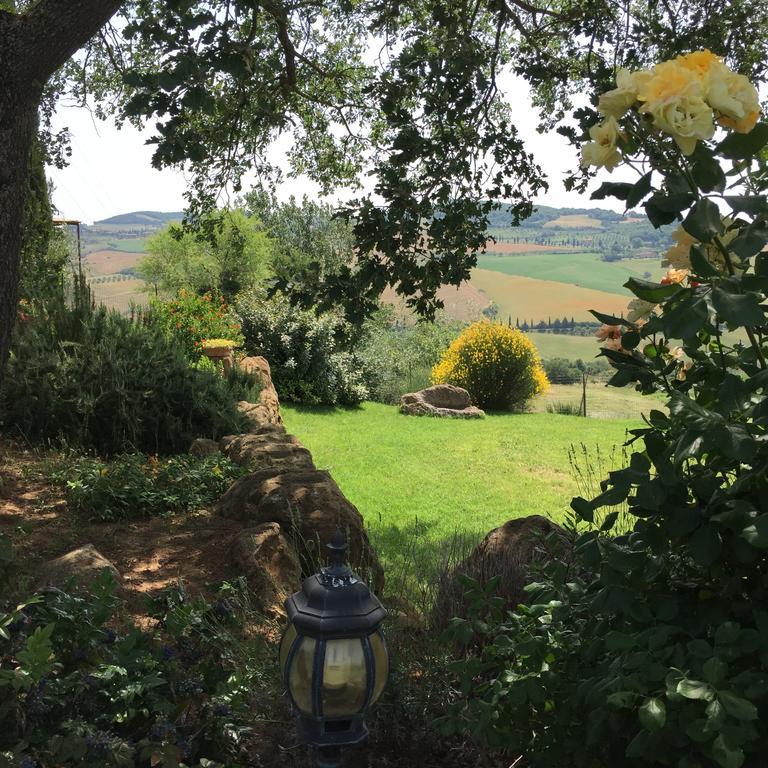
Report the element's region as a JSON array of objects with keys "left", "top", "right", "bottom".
[{"left": 17, "top": 0, "right": 124, "bottom": 86}]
